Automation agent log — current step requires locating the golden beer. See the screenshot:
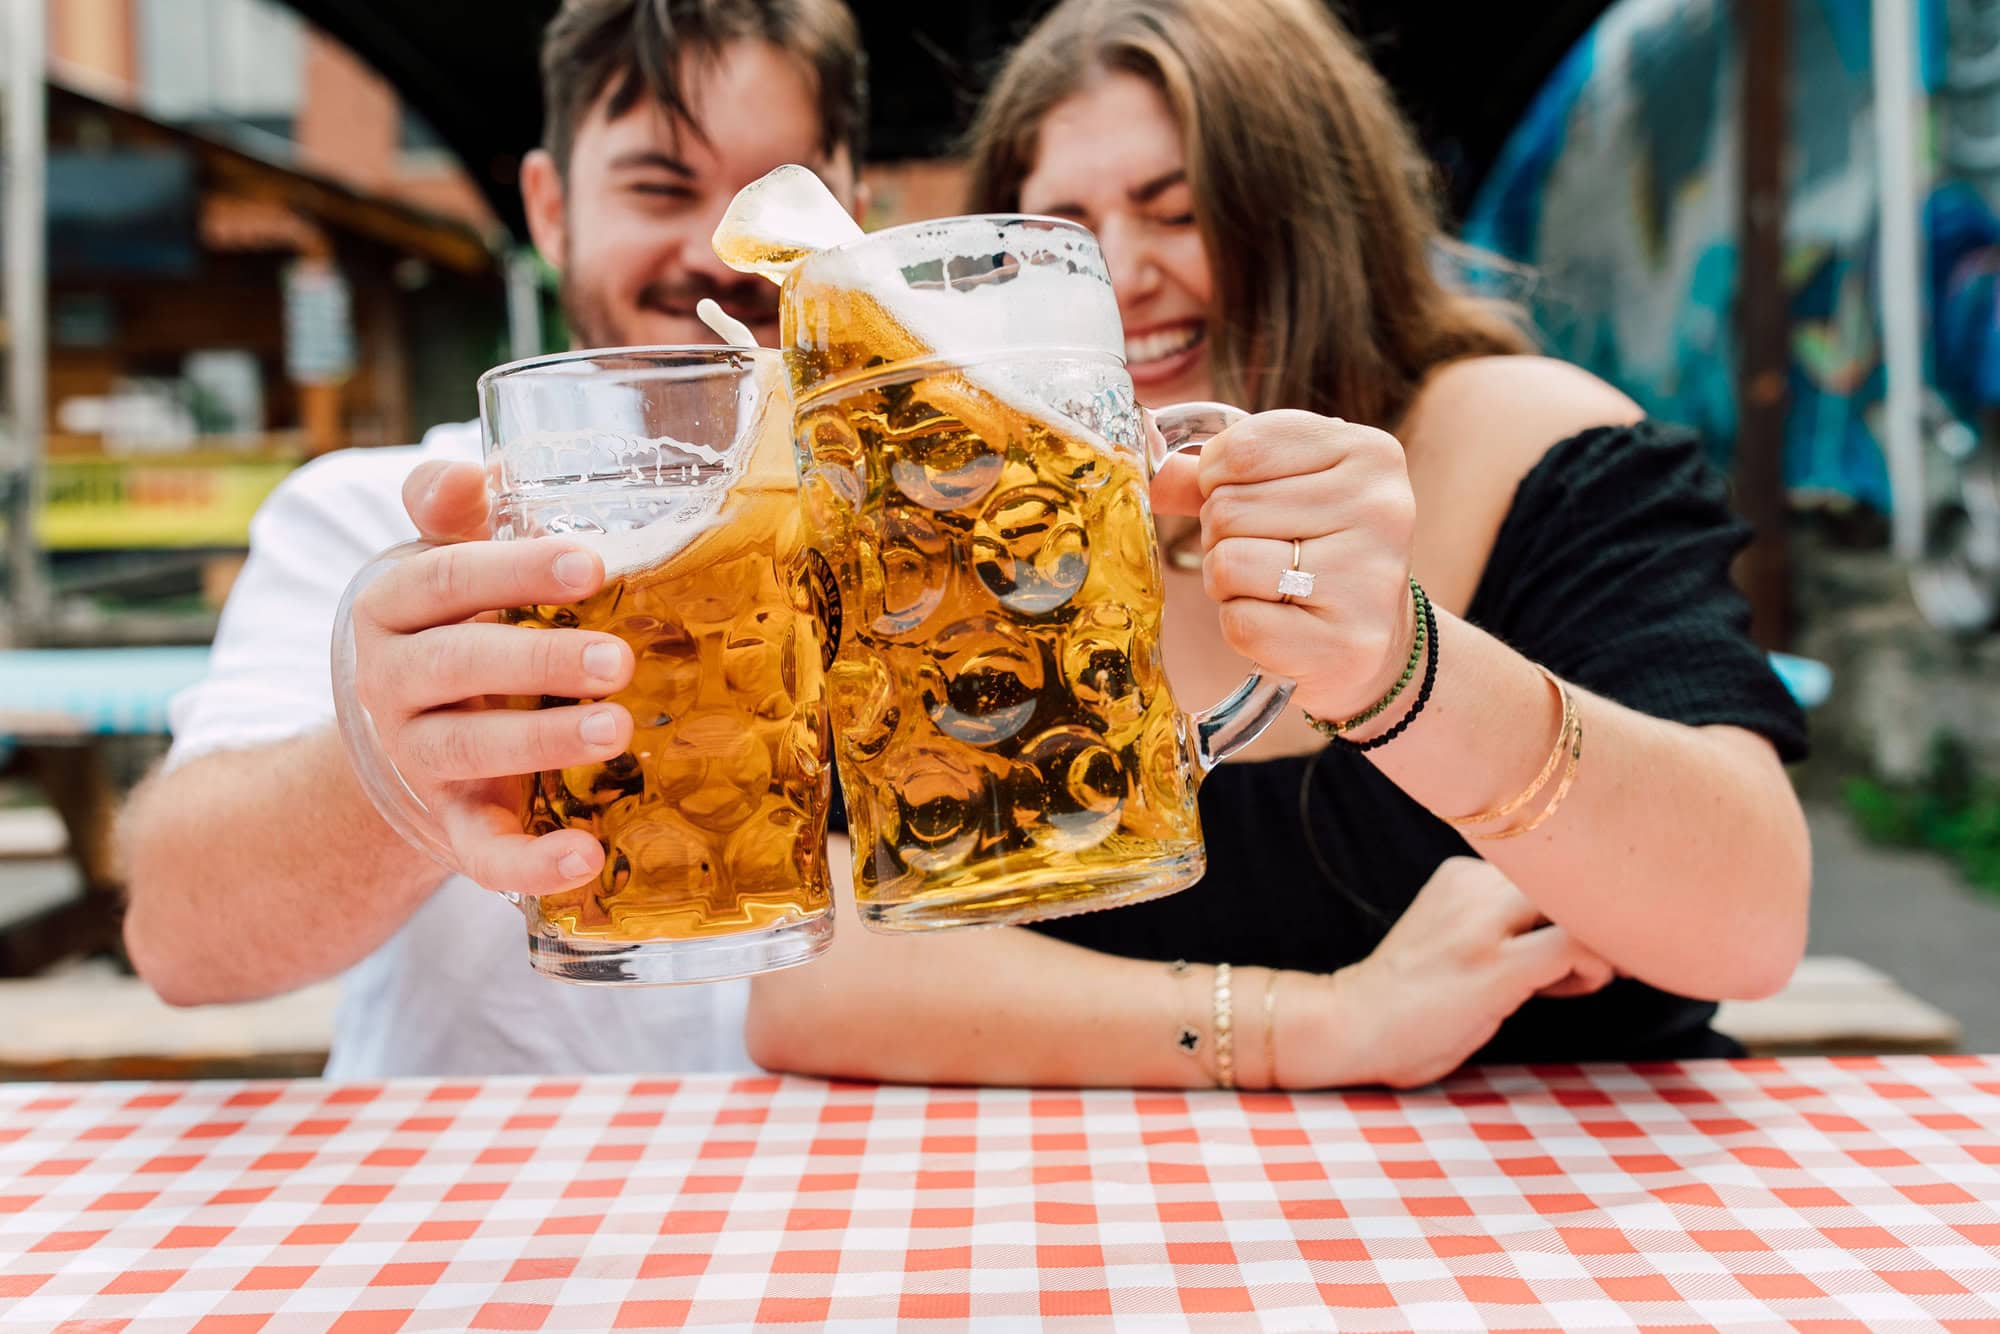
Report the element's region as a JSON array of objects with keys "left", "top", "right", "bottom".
[
  {"left": 471, "top": 346, "right": 835, "bottom": 984},
  {"left": 785, "top": 226, "right": 1210, "bottom": 930},
  {"left": 506, "top": 481, "right": 833, "bottom": 947}
]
